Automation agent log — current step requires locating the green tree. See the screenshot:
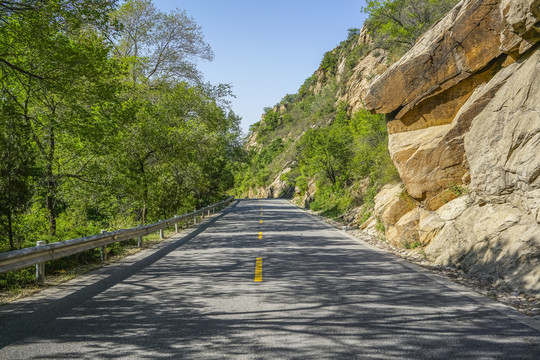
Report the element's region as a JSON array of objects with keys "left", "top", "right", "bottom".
[
  {"left": 106, "top": 79, "right": 240, "bottom": 223},
  {"left": 350, "top": 109, "right": 398, "bottom": 184},
  {"left": 0, "top": 96, "right": 36, "bottom": 250},
  {"left": 0, "top": 1, "right": 117, "bottom": 79},
  {"left": 0, "top": 0, "right": 242, "bottom": 255},
  {"left": 0, "top": 0, "right": 123, "bottom": 236},
  {"left": 112, "top": 0, "right": 214, "bottom": 84},
  {"left": 347, "top": 28, "right": 361, "bottom": 40},
  {"left": 297, "top": 125, "right": 353, "bottom": 186},
  {"left": 262, "top": 110, "right": 280, "bottom": 132},
  {"left": 363, "top": 0, "right": 459, "bottom": 55},
  {"left": 320, "top": 51, "right": 338, "bottom": 73}
]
